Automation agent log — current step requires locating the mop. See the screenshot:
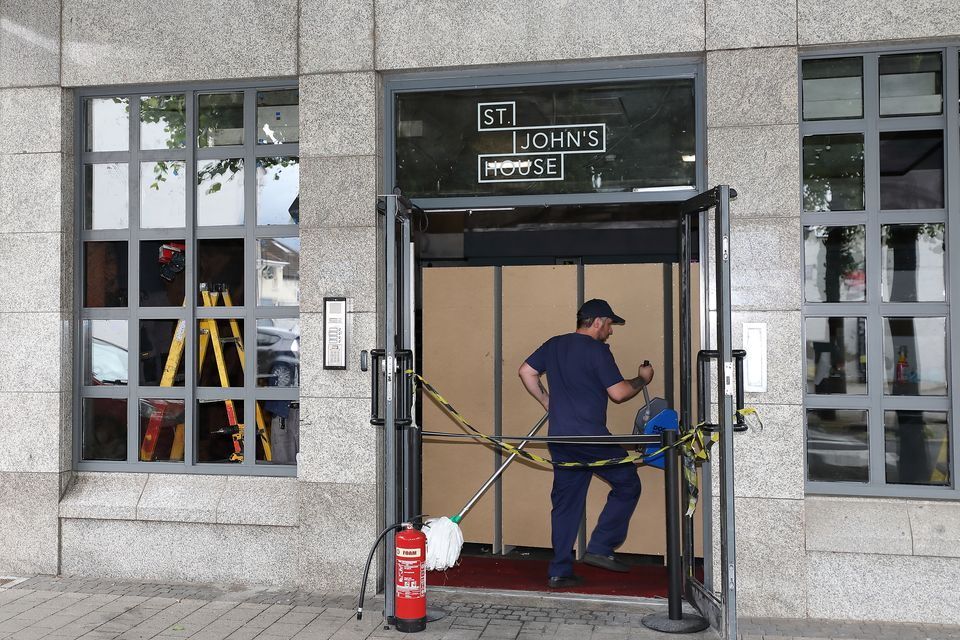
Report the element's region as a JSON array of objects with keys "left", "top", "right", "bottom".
[{"left": 423, "top": 413, "right": 548, "bottom": 571}]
